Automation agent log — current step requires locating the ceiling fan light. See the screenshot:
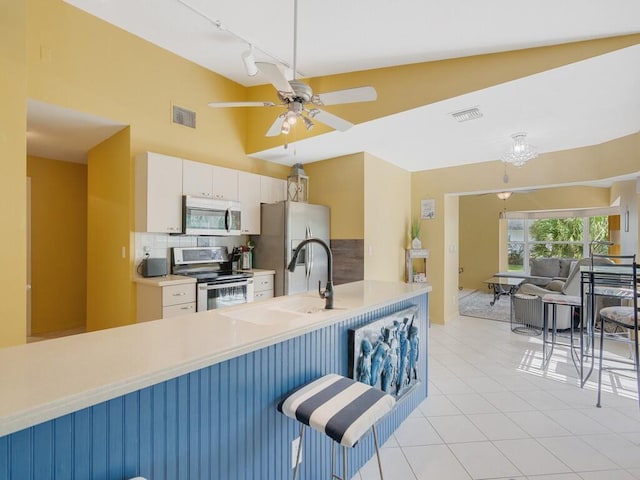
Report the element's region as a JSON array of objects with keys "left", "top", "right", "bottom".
[
  {"left": 302, "top": 116, "right": 314, "bottom": 131},
  {"left": 281, "top": 122, "right": 290, "bottom": 134},
  {"left": 496, "top": 191, "right": 512, "bottom": 200},
  {"left": 286, "top": 111, "right": 298, "bottom": 125}
]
